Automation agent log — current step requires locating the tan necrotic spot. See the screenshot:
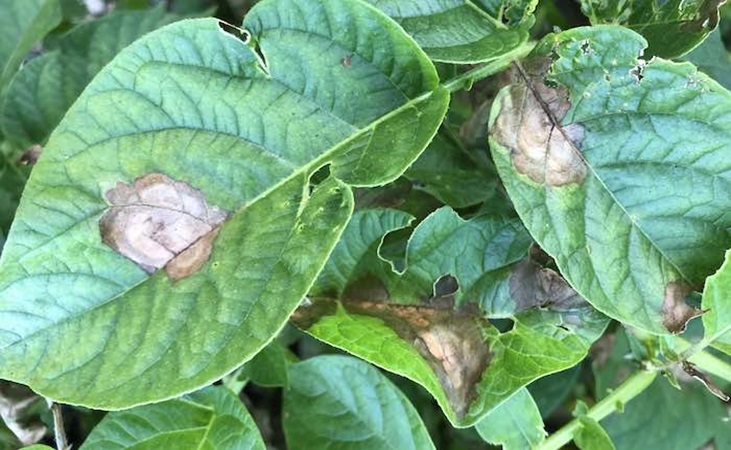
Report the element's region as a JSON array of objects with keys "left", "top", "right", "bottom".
[
  {"left": 662, "top": 280, "right": 702, "bottom": 333},
  {"left": 493, "top": 67, "right": 587, "bottom": 187},
  {"left": 99, "top": 173, "right": 228, "bottom": 280}
]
